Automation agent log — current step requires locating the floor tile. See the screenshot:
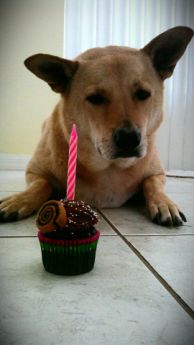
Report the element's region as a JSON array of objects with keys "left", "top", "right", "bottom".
[
  {"left": 1, "top": 172, "right": 193, "bottom": 232},
  {"left": 127, "top": 235, "right": 194, "bottom": 310},
  {"left": 0, "top": 171, "right": 26, "bottom": 191},
  {"left": 0, "top": 192, "right": 114, "bottom": 237},
  {"left": 101, "top": 179, "right": 194, "bottom": 235},
  {"left": 166, "top": 177, "right": 194, "bottom": 193},
  {"left": 101, "top": 198, "right": 194, "bottom": 235},
  {"left": 0, "top": 171, "right": 193, "bottom": 194},
  {"left": 168, "top": 193, "right": 194, "bottom": 224},
  {"left": 0, "top": 210, "right": 114, "bottom": 237},
  {"left": 0, "top": 214, "right": 37, "bottom": 236},
  {"left": 0, "top": 237, "right": 193, "bottom": 345}
]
